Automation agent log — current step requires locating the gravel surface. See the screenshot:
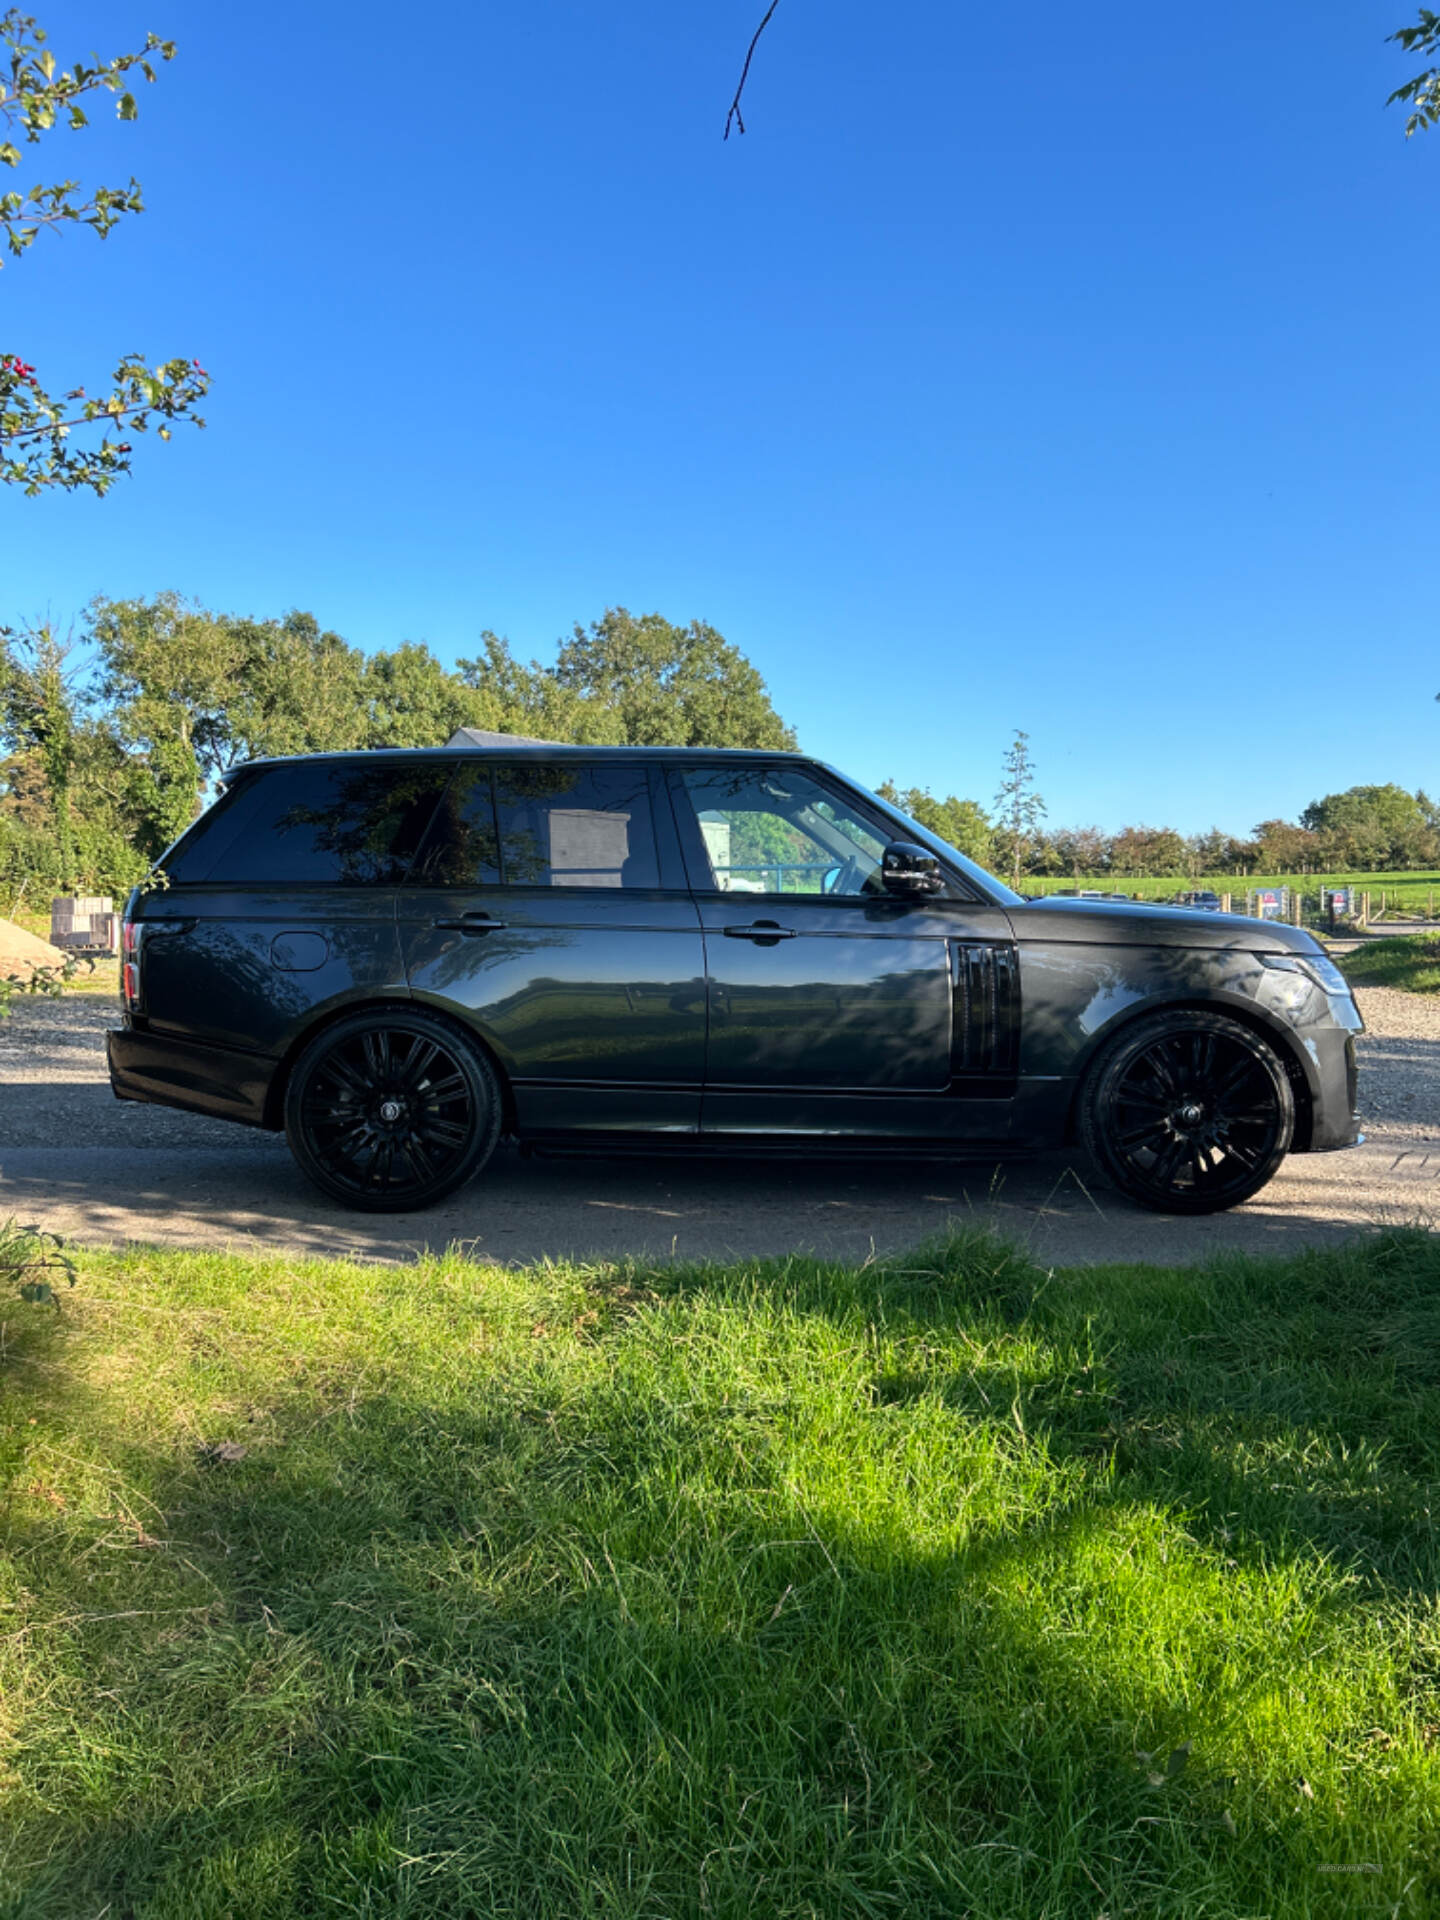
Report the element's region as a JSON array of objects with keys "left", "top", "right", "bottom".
[{"left": 0, "top": 991, "right": 1436, "bottom": 1267}]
